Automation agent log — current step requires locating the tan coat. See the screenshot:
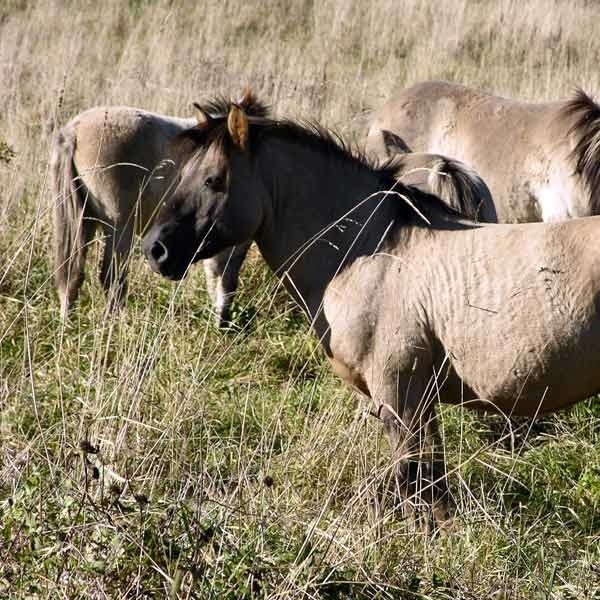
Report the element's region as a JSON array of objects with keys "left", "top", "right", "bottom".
[
  {"left": 51, "top": 106, "right": 248, "bottom": 324},
  {"left": 366, "top": 81, "right": 600, "bottom": 223},
  {"left": 144, "top": 95, "right": 600, "bottom": 526}
]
